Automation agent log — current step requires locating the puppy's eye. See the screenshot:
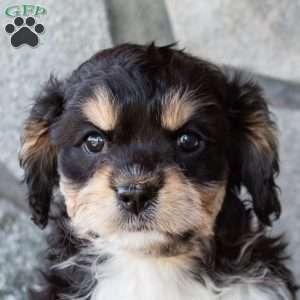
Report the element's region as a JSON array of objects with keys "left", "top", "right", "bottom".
[
  {"left": 177, "top": 132, "right": 204, "bottom": 153},
  {"left": 82, "top": 133, "right": 105, "bottom": 153}
]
